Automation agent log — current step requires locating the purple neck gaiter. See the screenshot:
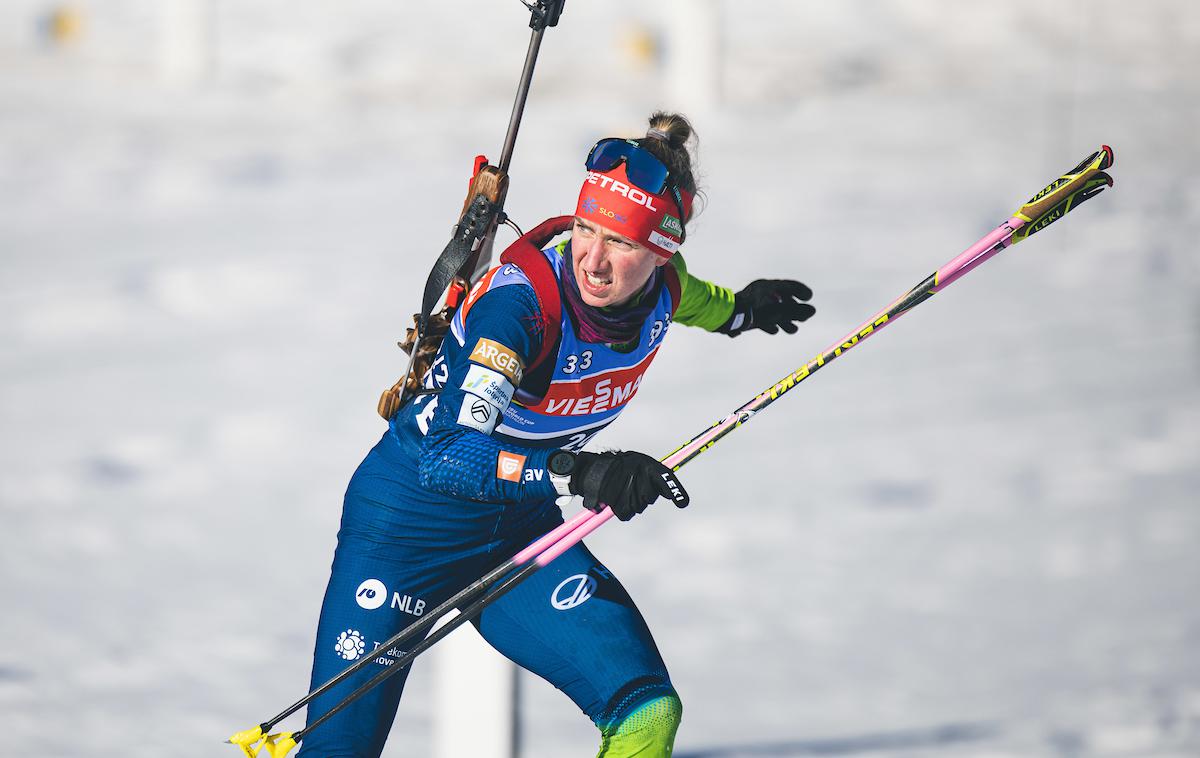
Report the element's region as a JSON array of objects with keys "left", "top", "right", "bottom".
[{"left": 561, "top": 246, "right": 663, "bottom": 346}]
